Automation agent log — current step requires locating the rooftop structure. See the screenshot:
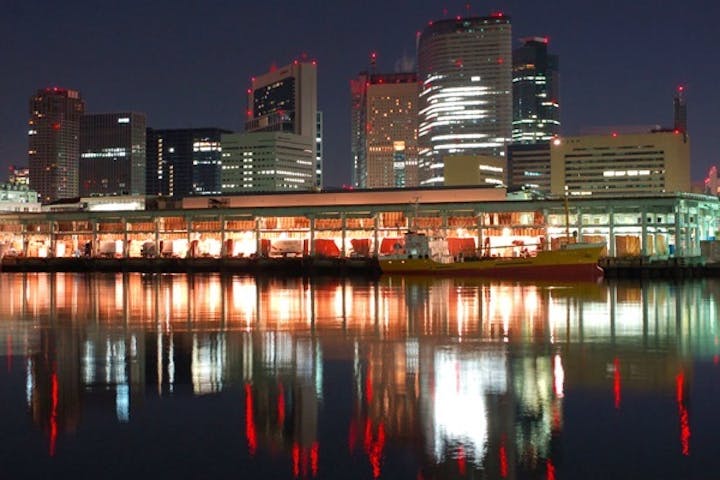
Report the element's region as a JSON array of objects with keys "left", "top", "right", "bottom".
[{"left": 0, "top": 183, "right": 41, "bottom": 212}]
